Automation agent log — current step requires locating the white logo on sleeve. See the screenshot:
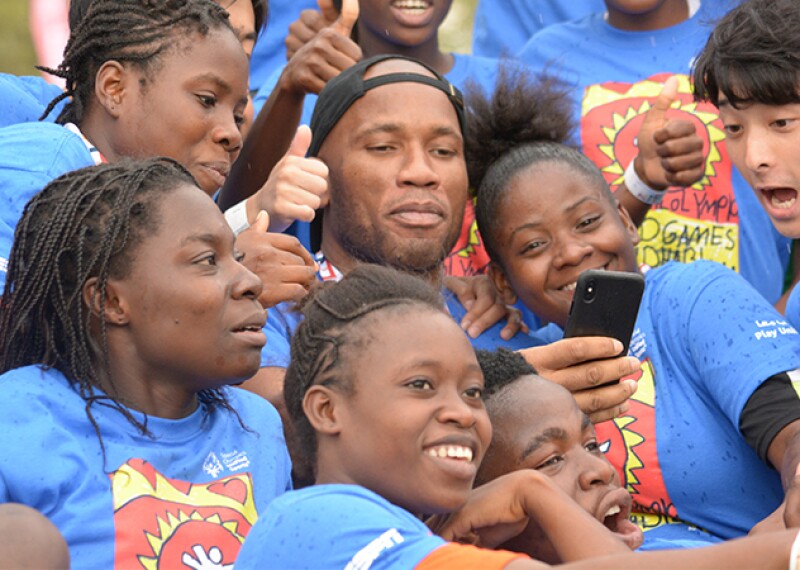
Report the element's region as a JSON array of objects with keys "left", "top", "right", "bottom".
[{"left": 345, "top": 529, "right": 405, "bottom": 570}]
